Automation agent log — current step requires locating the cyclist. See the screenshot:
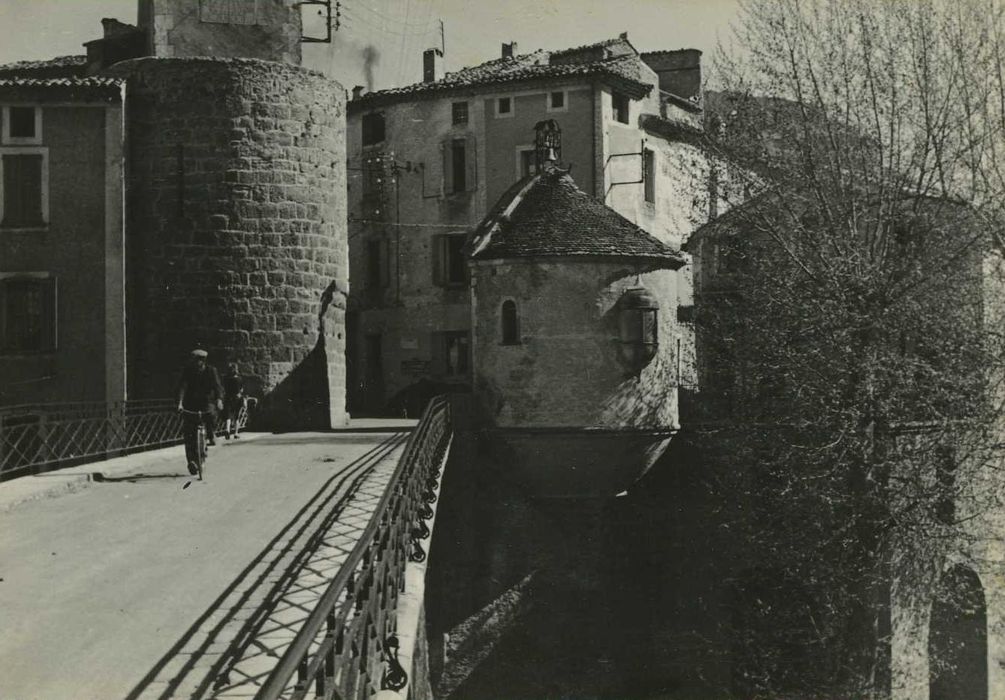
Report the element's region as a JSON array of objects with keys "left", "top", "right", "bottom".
[
  {"left": 176, "top": 348, "right": 224, "bottom": 475},
  {"left": 222, "top": 361, "right": 245, "bottom": 439}
]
